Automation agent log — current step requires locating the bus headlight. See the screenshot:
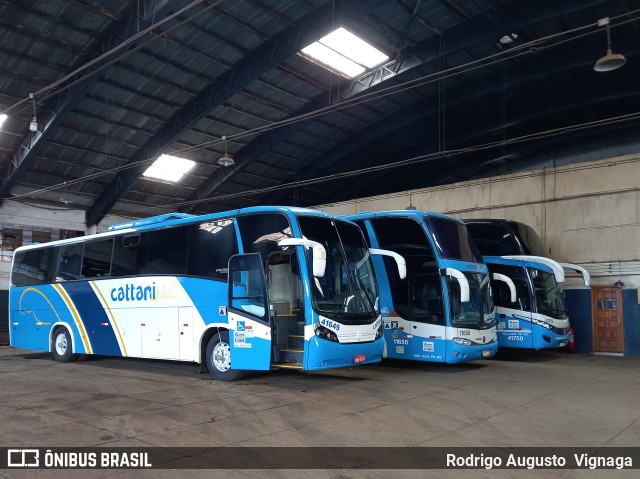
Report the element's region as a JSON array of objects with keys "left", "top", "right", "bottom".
[
  {"left": 314, "top": 324, "right": 340, "bottom": 343},
  {"left": 452, "top": 337, "right": 473, "bottom": 346}
]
